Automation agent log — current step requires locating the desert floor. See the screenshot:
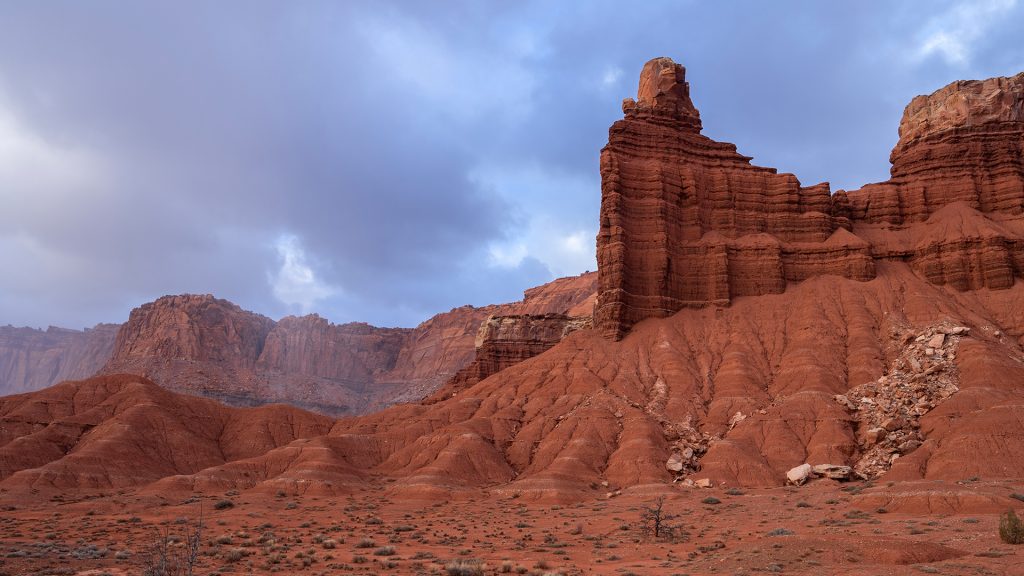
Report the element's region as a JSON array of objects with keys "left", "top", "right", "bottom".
[{"left": 1, "top": 478, "right": 1023, "bottom": 576}]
